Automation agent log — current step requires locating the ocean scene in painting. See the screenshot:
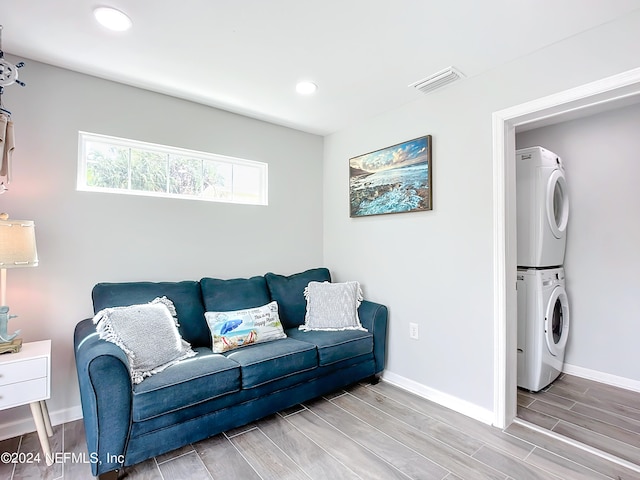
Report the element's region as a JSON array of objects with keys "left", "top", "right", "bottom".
[{"left": 349, "top": 136, "right": 430, "bottom": 217}]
